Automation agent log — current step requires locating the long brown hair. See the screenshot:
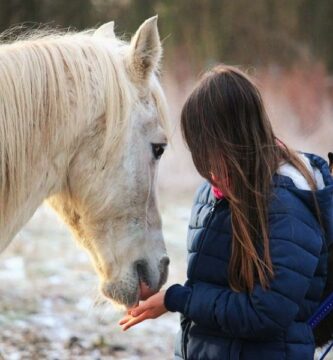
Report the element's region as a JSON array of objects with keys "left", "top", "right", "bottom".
[{"left": 181, "top": 65, "right": 318, "bottom": 292}]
